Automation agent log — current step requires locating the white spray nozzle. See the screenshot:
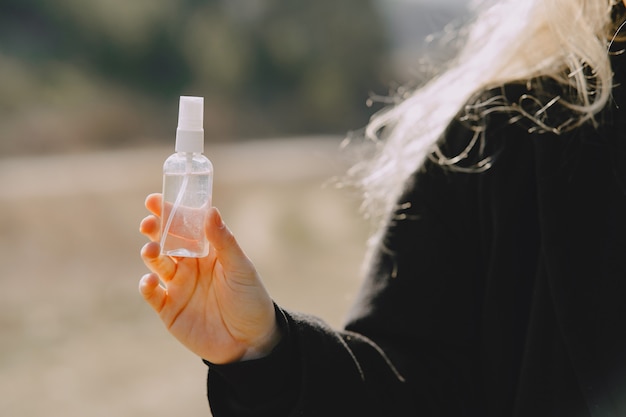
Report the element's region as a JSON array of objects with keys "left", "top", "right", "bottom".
[{"left": 175, "top": 96, "right": 204, "bottom": 153}]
